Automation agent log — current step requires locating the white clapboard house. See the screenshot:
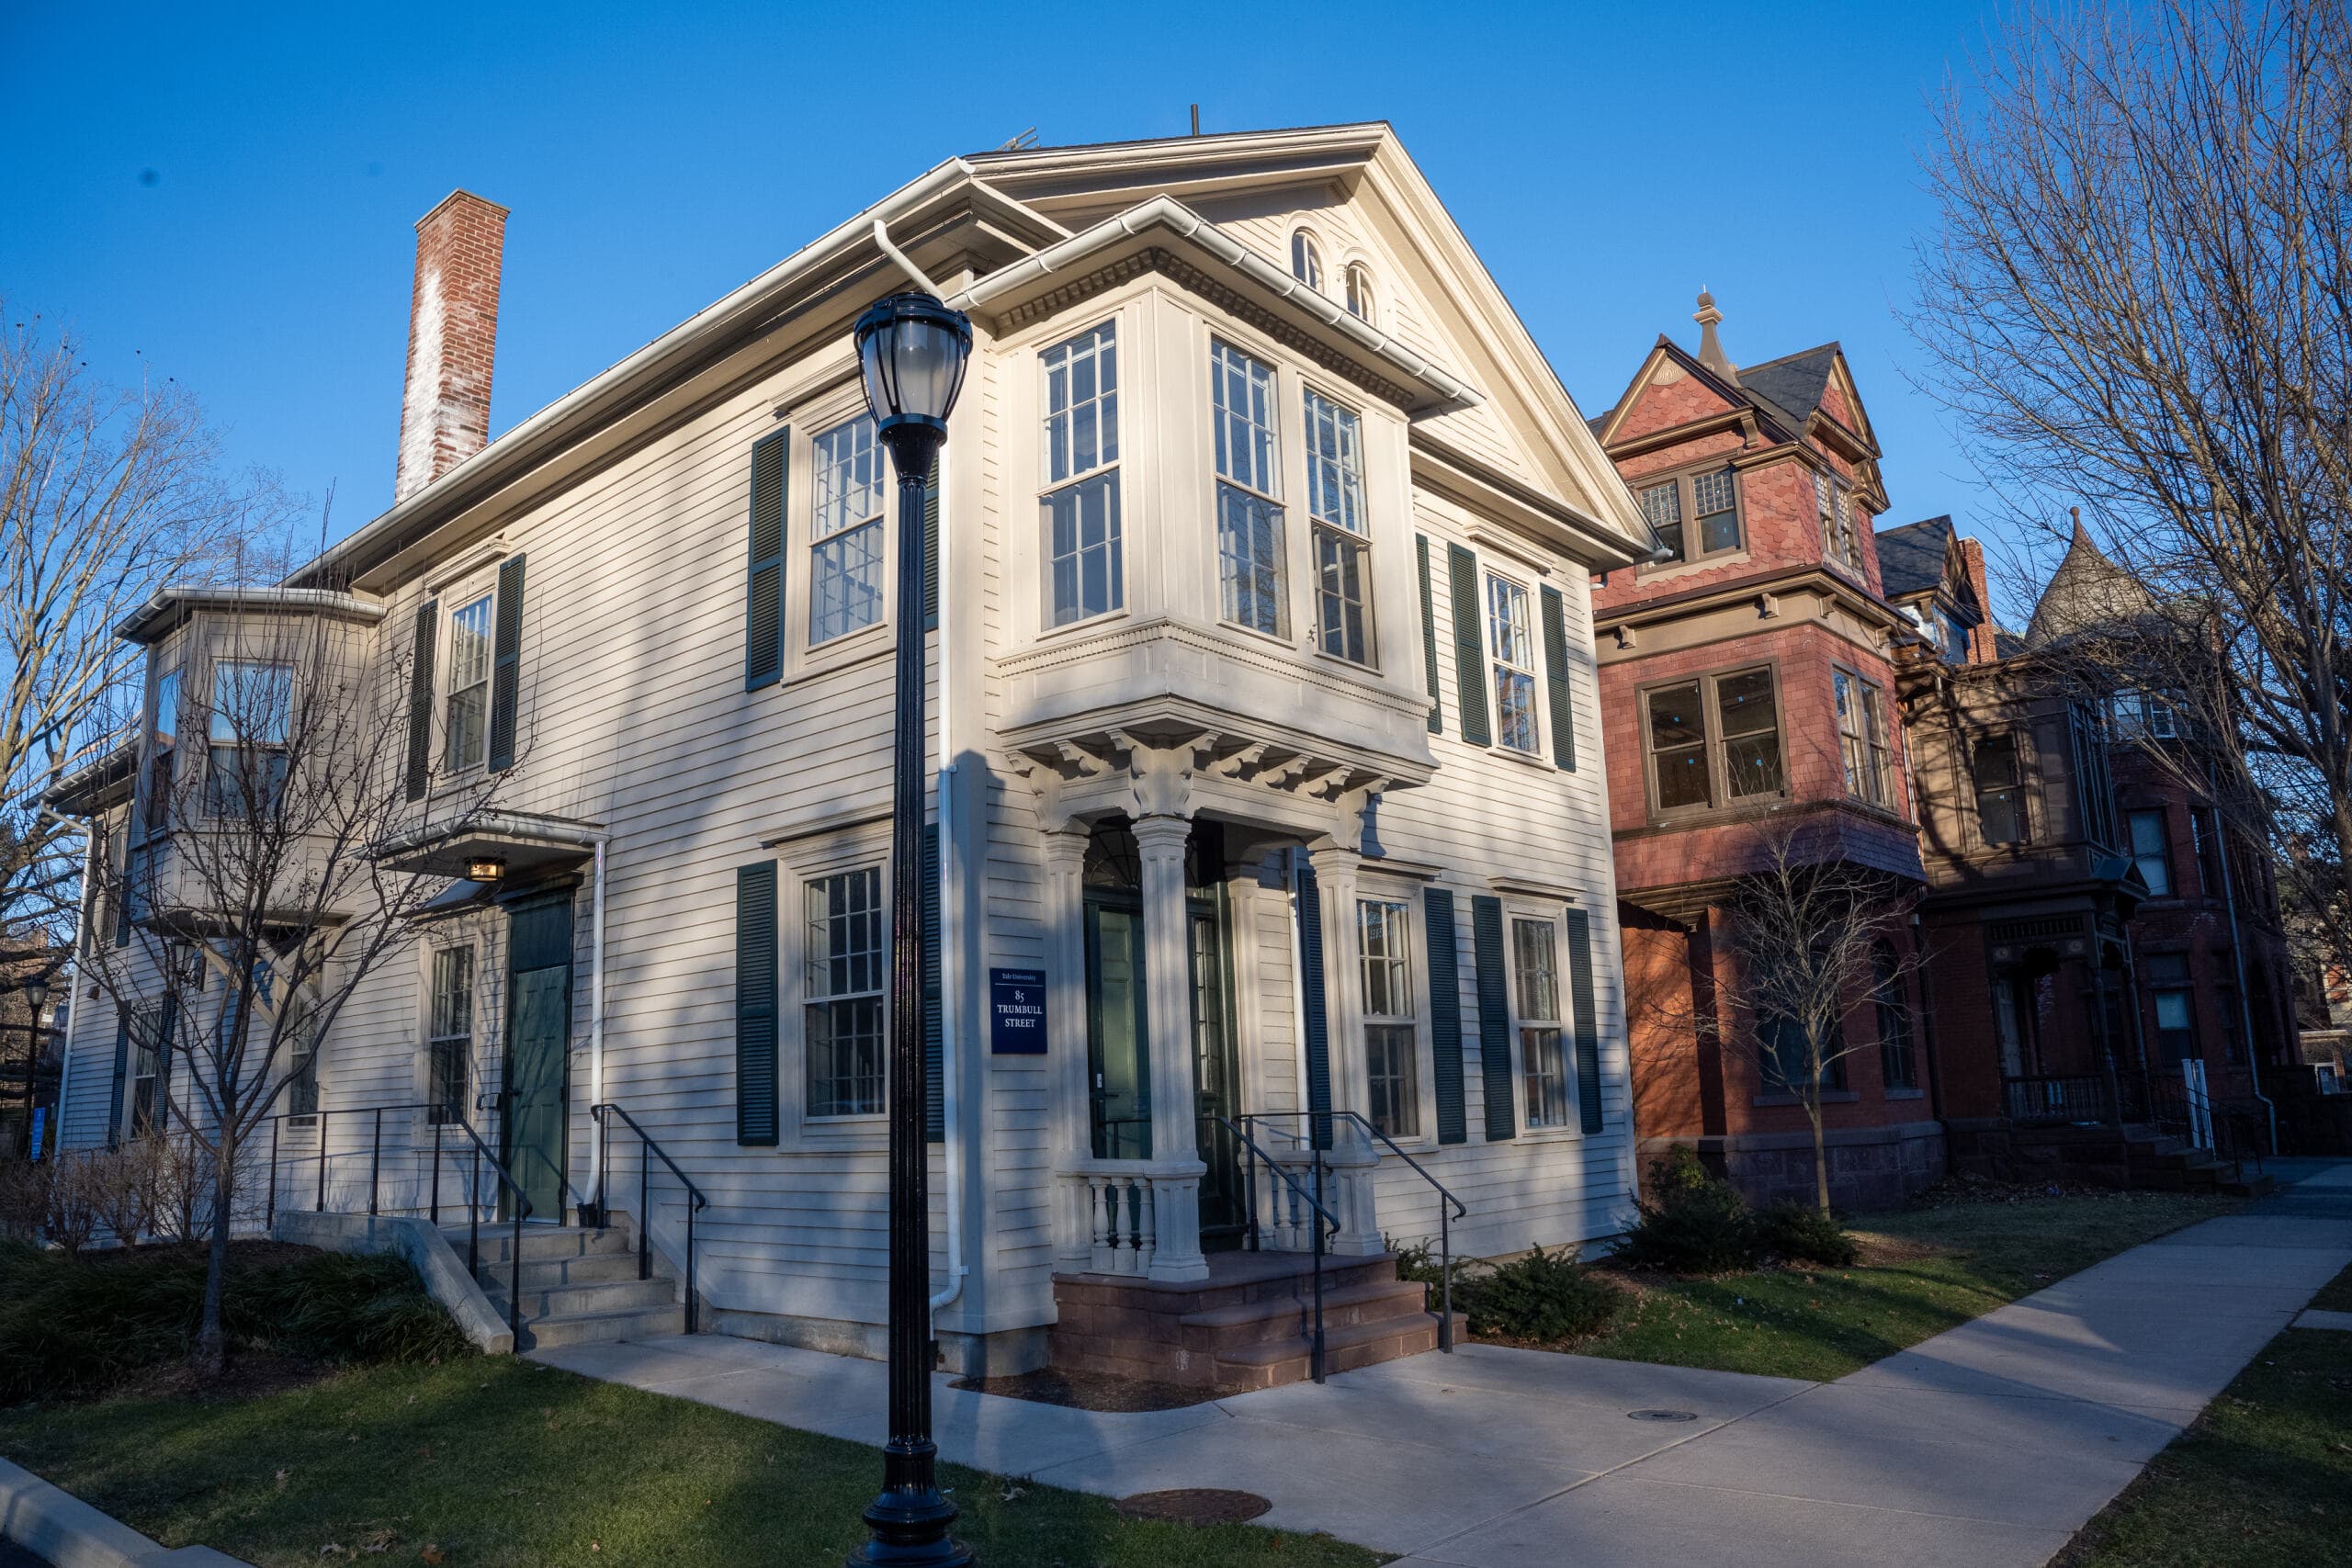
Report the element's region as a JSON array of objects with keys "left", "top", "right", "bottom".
[{"left": 51, "top": 124, "right": 1656, "bottom": 1383}]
